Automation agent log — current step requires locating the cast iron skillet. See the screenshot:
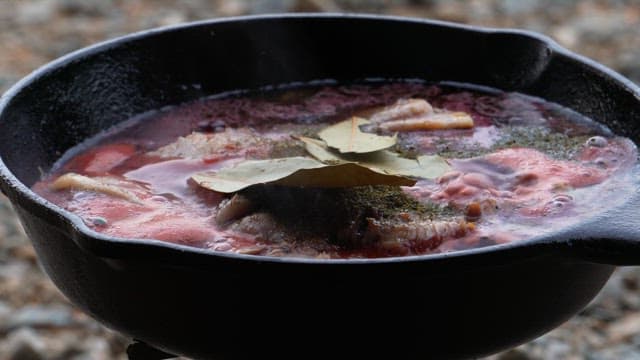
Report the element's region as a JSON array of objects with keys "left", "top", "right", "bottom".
[{"left": 0, "top": 14, "right": 639, "bottom": 360}]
